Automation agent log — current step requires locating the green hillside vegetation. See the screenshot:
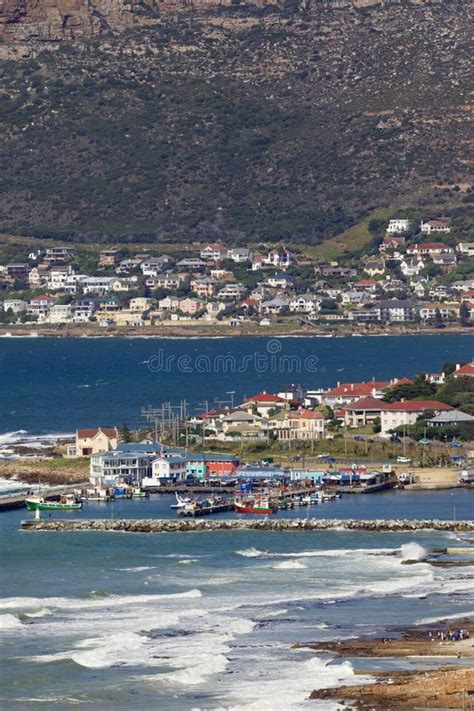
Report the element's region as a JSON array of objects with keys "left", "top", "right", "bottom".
[{"left": 0, "top": 0, "right": 471, "bottom": 243}]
